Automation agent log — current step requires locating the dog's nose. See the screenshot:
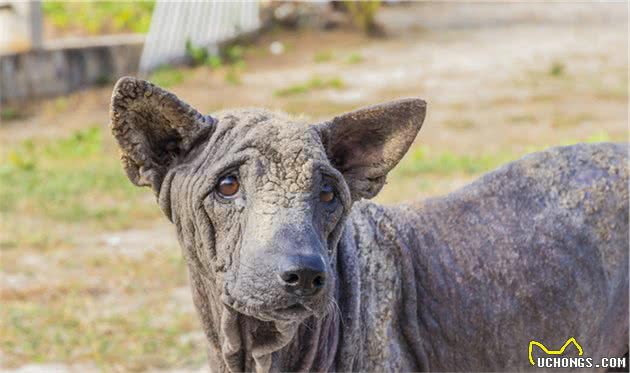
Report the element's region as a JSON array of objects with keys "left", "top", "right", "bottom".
[{"left": 278, "top": 255, "right": 327, "bottom": 296}]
